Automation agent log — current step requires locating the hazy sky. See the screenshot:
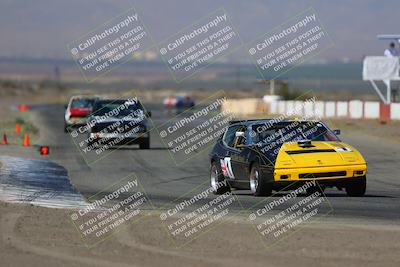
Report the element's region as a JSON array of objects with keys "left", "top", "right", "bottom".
[{"left": 1, "top": 0, "right": 399, "bottom": 63}]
